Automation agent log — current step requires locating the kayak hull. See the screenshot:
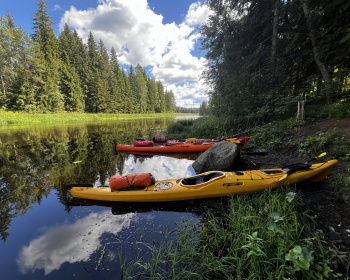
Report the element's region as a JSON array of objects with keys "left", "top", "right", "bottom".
[
  {"left": 117, "top": 143, "right": 216, "bottom": 153},
  {"left": 69, "top": 160, "right": 338, "bottom": 202}
]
